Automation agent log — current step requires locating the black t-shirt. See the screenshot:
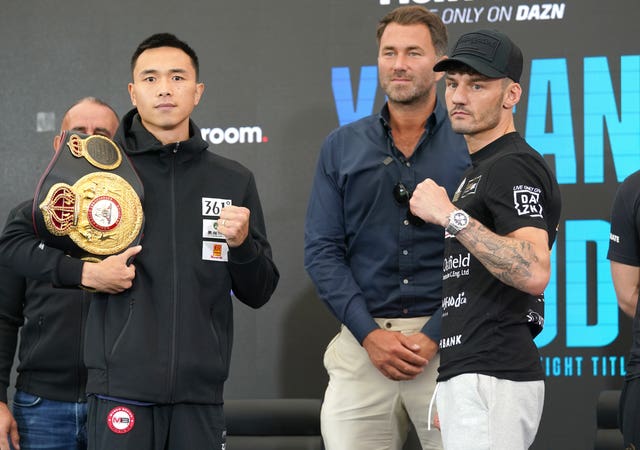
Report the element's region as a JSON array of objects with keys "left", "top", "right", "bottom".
[
  {"left": 437, "top": 132, "right": 562, "bottom": 382},
  {"left": 607, "top": 169, "right": 640, "bottom": 380}
]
